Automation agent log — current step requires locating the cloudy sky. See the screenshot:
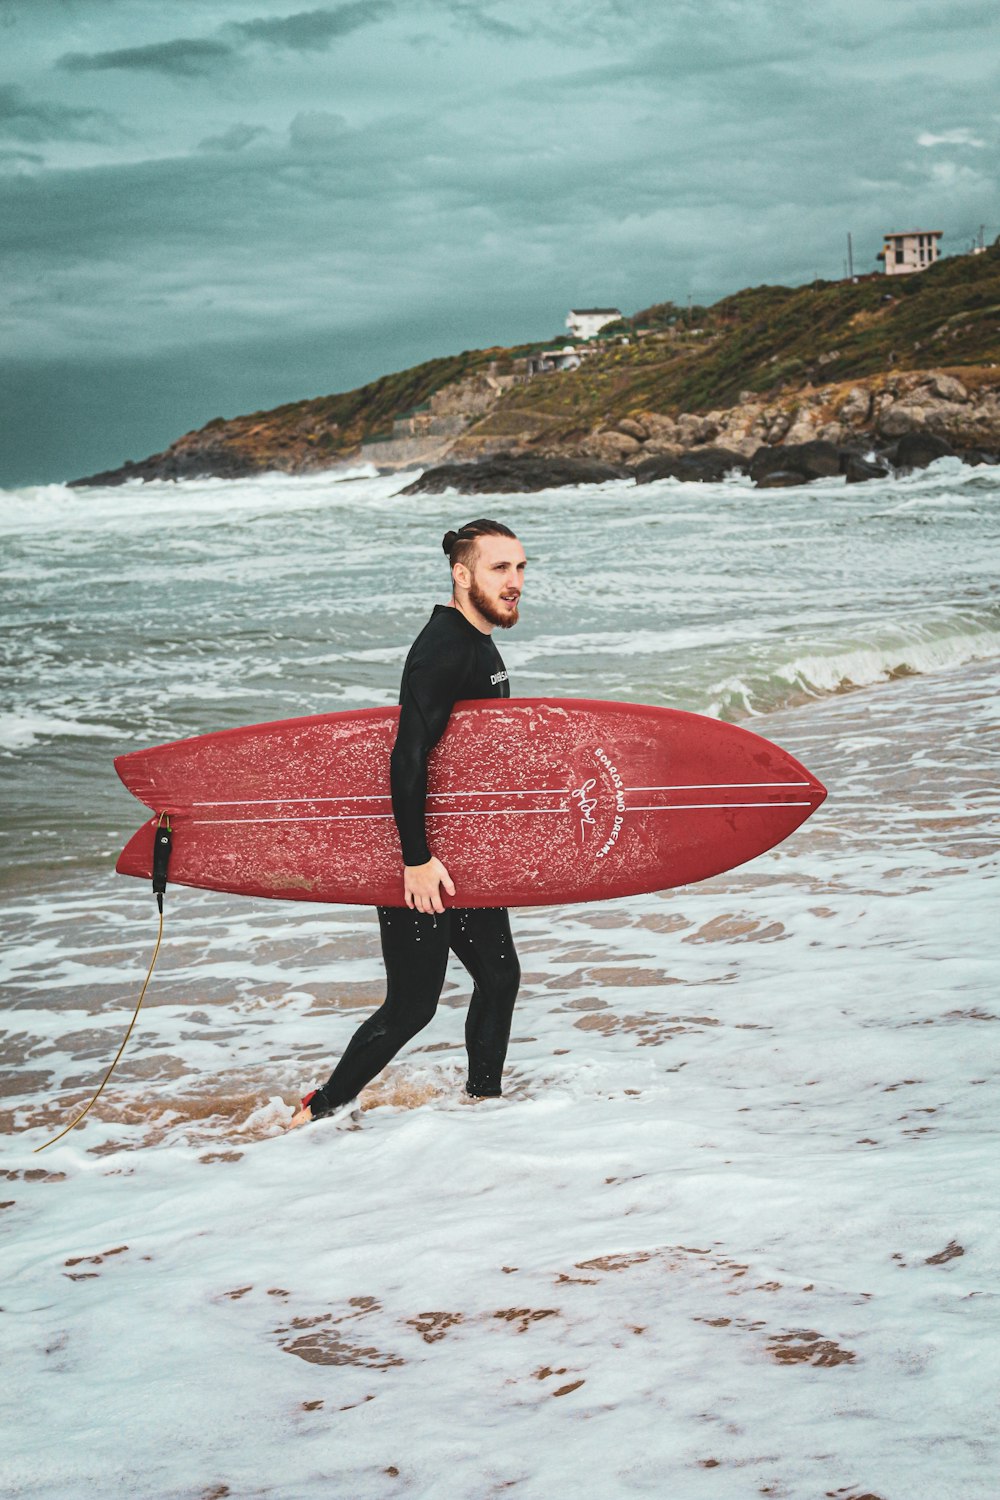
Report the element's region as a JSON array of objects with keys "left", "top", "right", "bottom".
[{"left": 1, "top": 0, "right": 996, "bottom": 484}]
